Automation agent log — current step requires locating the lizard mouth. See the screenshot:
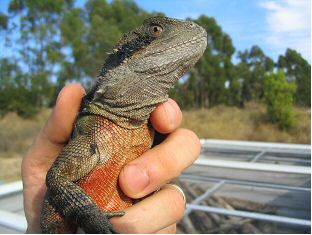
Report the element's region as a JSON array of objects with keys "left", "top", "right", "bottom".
[
  {"left": 130, "top": 35, "right": 207, "bottom": 74},
  {"left": 147, "top": 35, "right": 207, "bottom": 56}
]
